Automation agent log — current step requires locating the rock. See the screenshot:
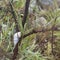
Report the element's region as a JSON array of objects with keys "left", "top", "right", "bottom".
[
  {"left": 32, "top": 17, "right": 47, "bottom": 29},
  {"left": 36, "top": 0, "right": 55, "bottom": 10},
  {"left": 29, "top": 0, "right": 60, "bottom": 12},
  {"left": 37, "top": 0, "right": 60, "bottom": 10}
]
